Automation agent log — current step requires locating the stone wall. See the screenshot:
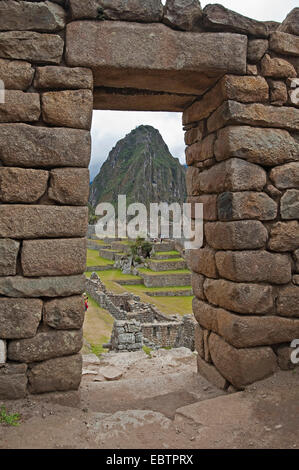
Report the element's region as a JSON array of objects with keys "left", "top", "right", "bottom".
[{"left": 0, "top": 0, "right": 298, "bottom": 396}]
